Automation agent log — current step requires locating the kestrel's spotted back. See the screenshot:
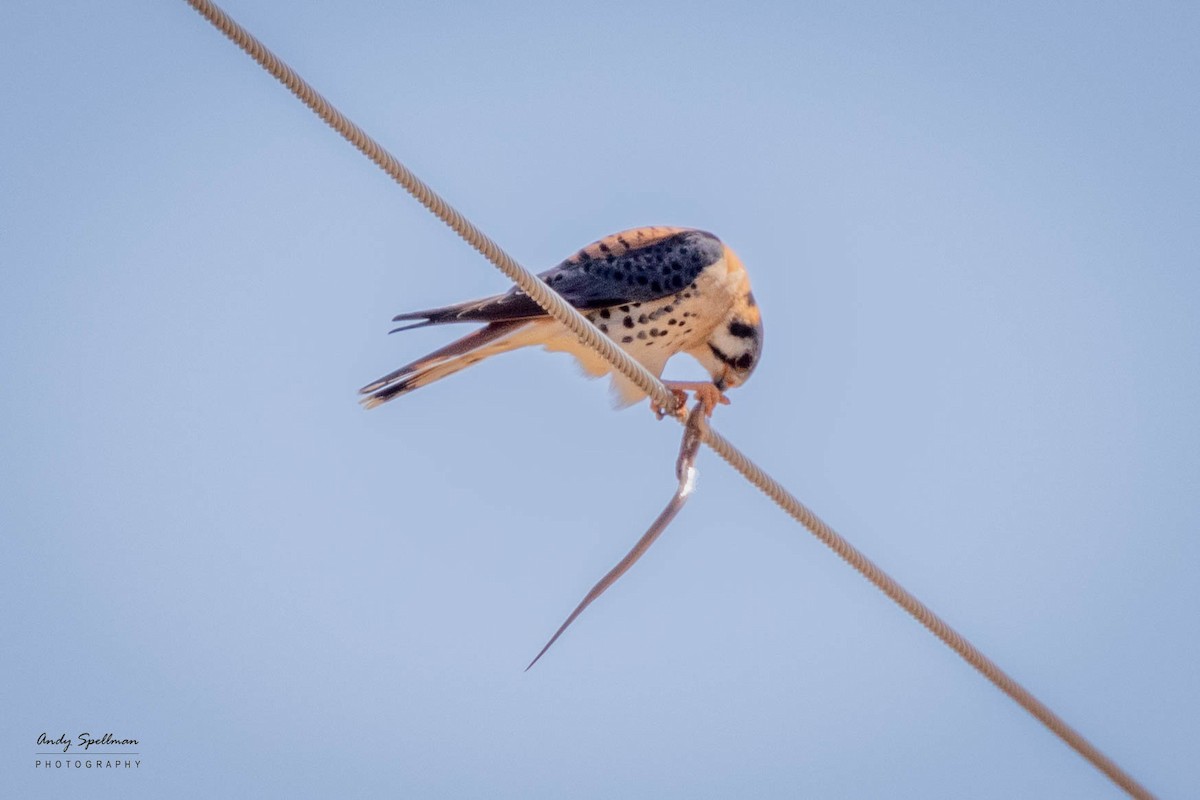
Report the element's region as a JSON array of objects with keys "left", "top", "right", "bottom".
[{"left": 359, "top": 226, "right": 763, "bottom": 413}]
